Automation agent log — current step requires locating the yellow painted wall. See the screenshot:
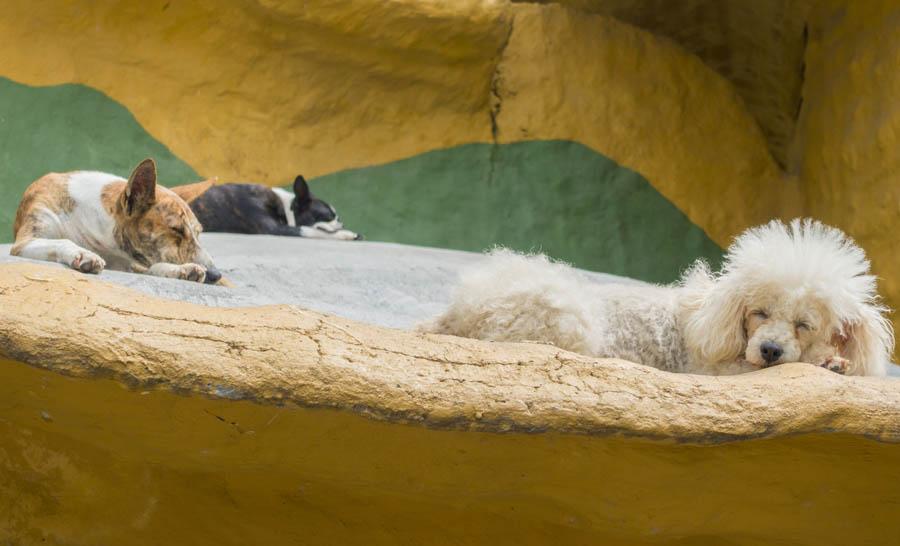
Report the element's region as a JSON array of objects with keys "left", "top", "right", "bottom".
[
  {"left": 0, "top": 0, "right": 506, "bottom": 183},
  {"left": 494, "top": 4, "right": 787, "bottom": 247},
  {"left": 0, "top": 0, "right": 785, "bottom": 249},
  {"left": 2, "top": 357, "right": 899, "bottom": 545},
  {"left": 793, "top": 0, "right": 900, "bottom": 353},
  {"left": 514, "top": 0, "right": 813, "bottom": 168}
]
